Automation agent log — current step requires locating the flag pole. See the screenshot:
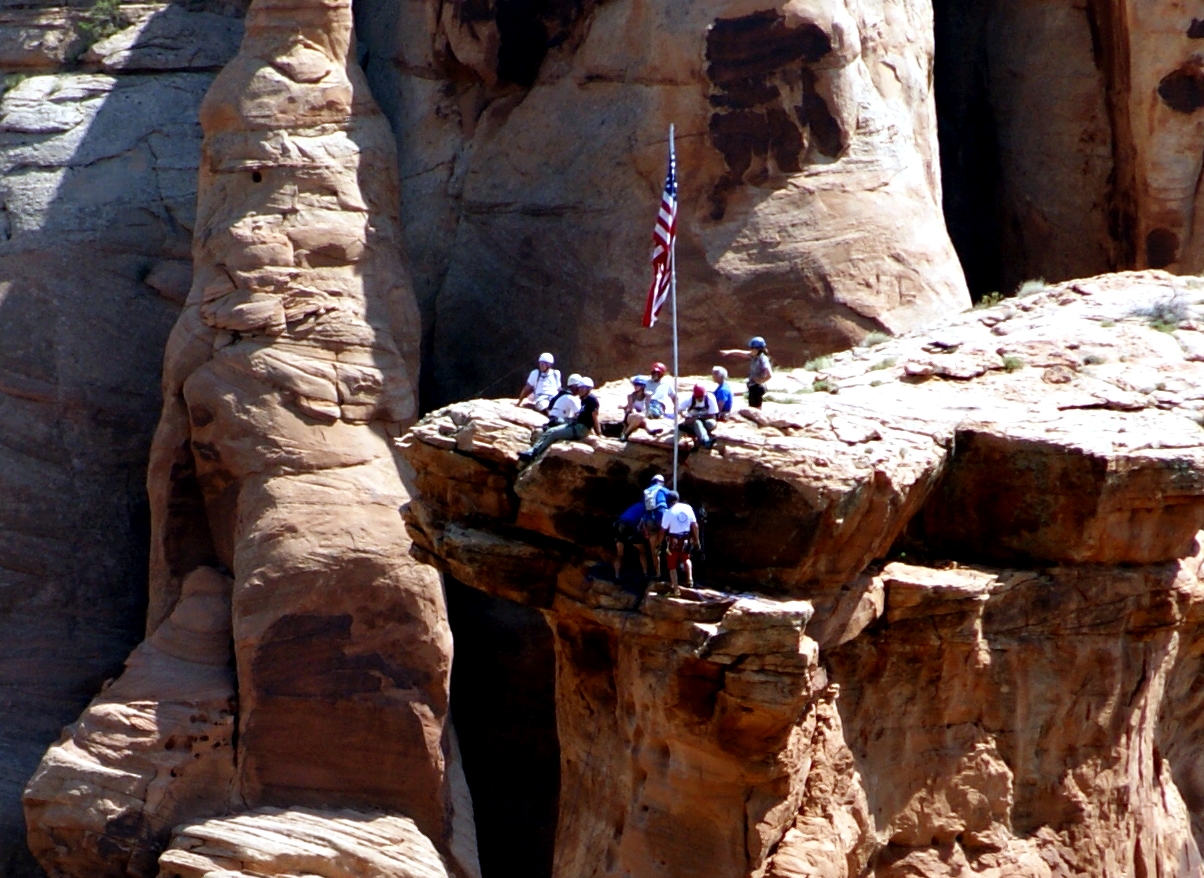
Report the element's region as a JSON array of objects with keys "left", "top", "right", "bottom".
[{"left": 669, "top": 124, "right": 679, "bottom": 493}]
